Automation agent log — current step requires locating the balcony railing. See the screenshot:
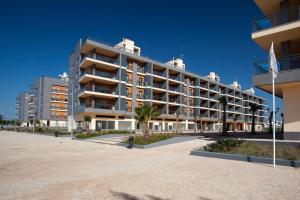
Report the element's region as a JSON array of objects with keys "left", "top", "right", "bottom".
[
  {"left": 253, "top": 6, "right": 300, "bottom": 31},
  {"left": 200, "top": 103, "right": 209, "bottom": 108},
  {"left": 81, "top": 86, "right": 118, "bottom": 95},
  {"left": 51, "top": 106, "right": 67, "bottom": 110},
  {"left": 210, "top": 95, "right": 219, "bottom": 100},
  {"left": 51, "top": 89, "right": 68, "bottom": 94},
  {"left": 153, "top": 70, "right": 165, "bottom": 77},
  {"left": 169, "top": 98, "right": 180, "bottom": 104},
  {"left": 169, "top": 86, "right": 180, "bottom": 92},
  {"left": 137, "top": 81, "right": 146, "bottom": 87},
  {"left": 254, "top": 54, "right": 300, "bottom": 75},
  {"left": 82, "top": 53, "right": 118, "bottom": 65},
  {"left": 200, "top": 93, "right": 209, "bottom": 98},
  {"left": 82, "top": 102, "right": 116, "bottom": 110},
  {"left": 168, "top": 110, "right": 178, "bottom": 115},
  {"left": 200, "top": 83, "right": 208, "bottom": 88},
  {"left": 137, "top": 67, "right": 145, "bottom": 73},
  {"left": 81, "top": 70, "right": 118, "bottom": 80},
  {"left": 153, "top": 95, "right": 166, "bottom": 101},
  {"left": 169, "top": 74, "right": 180, "bottom": 81},
  {"left": 153, "top": 82, "right": 166, "bottom": 89},
  {"left": 137, "top": 94, "right": 145, "bottom": 99},
  {"left": 51, "top": 98, "right": 68, "bottom": 102}
]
